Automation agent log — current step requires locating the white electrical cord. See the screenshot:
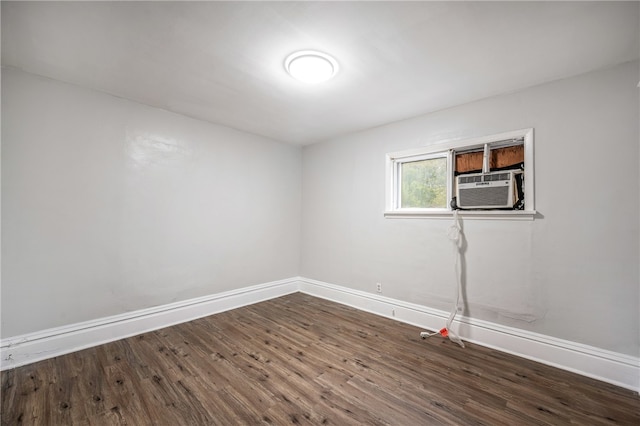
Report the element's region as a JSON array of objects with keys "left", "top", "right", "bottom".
[{"left": 420, "top": 210, "right": 465, "bottom": 348}]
